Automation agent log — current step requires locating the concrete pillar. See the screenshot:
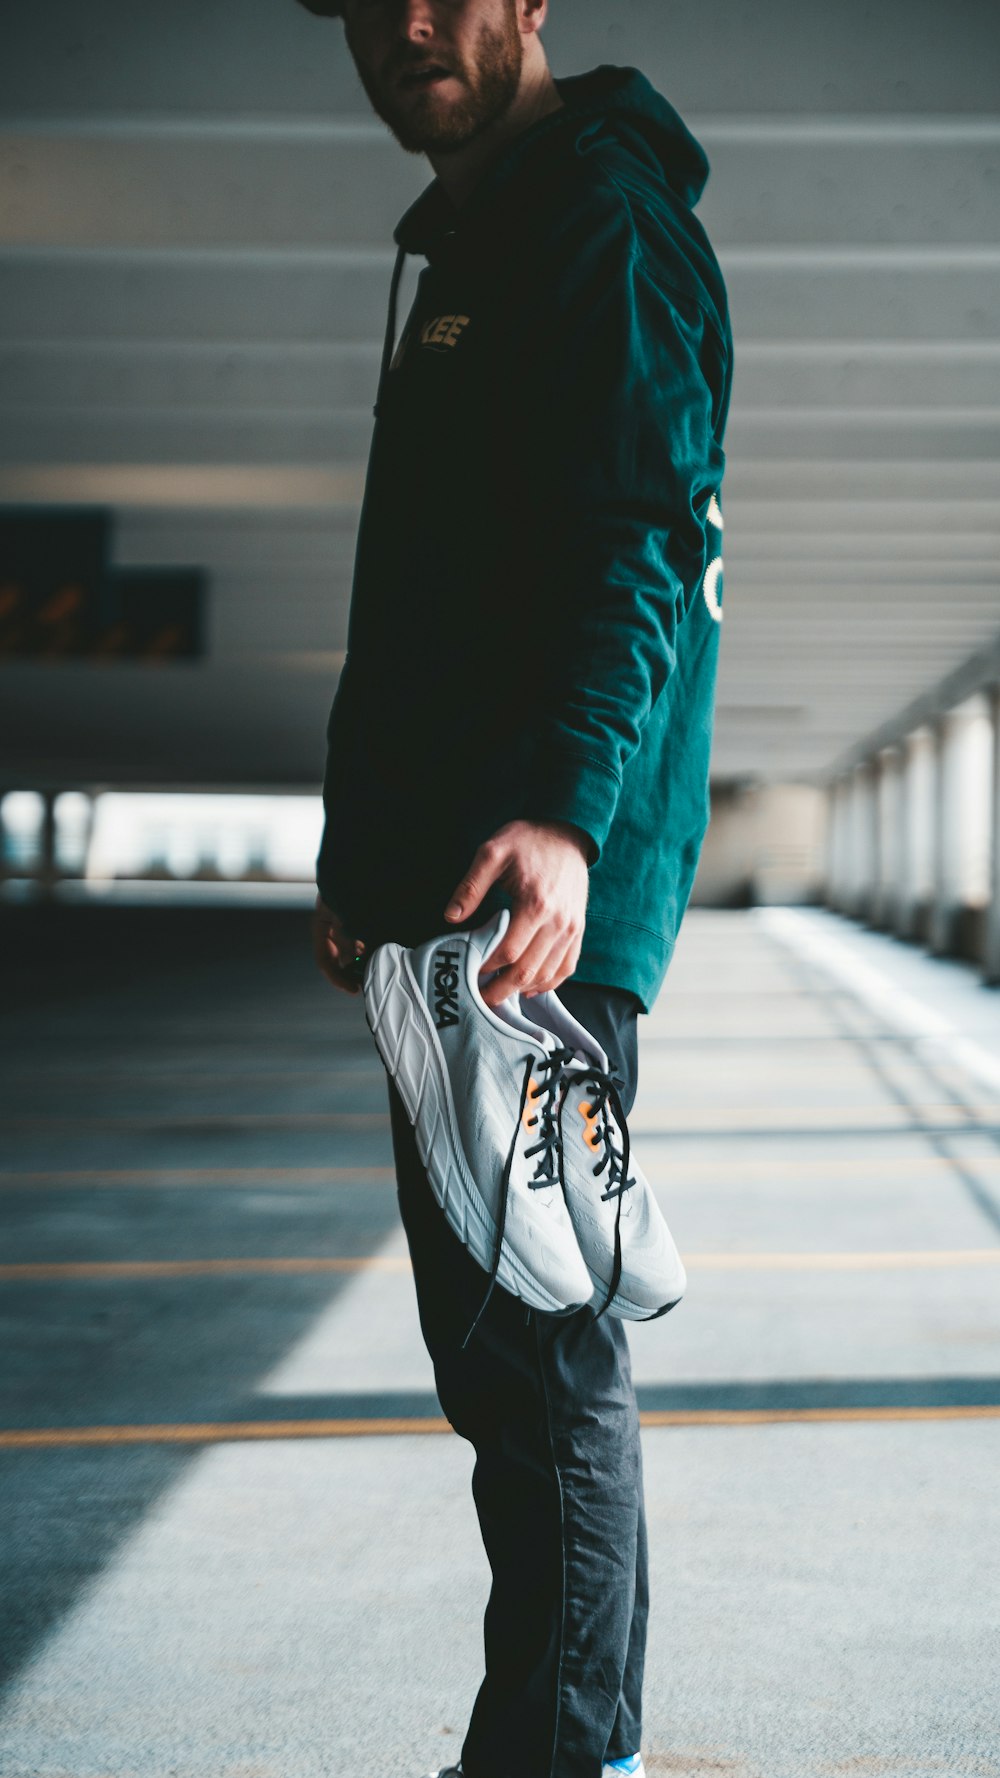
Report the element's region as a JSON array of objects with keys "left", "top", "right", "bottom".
[
  {"left": 832, "top": 778, "right": 846, "bottom": 917},
  {"left": 873, "top": 744, "right": 903, "bottom": 930},
  {"left": 849, "top": 760, "right": 879, "bottom": 922},
  {"left": 825, "top": 778, "right": 849, "bottom": 912},
  {"left": 929, "top": 712, "right": 952, "bottom": 955},
  {"left": 897, "top": 725, "right": 935, "bottom": 942},
  {"left": 982, "top": 683, "right": 1000, "bottom": 983},
  {"left": 53, "top": 790, "right": 95, "bottom": 879},
  {"left": 929, "top": 694, "right": 992, "bottom": 959},
  {"left": 841, "top": 772, "right": 862, "bottom": 916},
  {"left": 38, "top": 790, "right": 58, "bottom": 900},
  {"left": 843, "top": 769, "right": 860, "bottom": 917},
  {"left": 822, "top": 782, "right": 835, "bottom": 908}
]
